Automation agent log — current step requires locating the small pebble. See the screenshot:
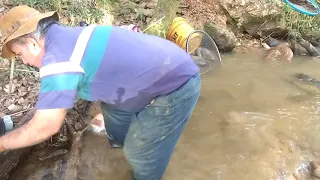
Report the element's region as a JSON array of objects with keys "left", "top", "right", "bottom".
[
  {"left": 74, "top": 122, "right": 83, "bottom": 131},
  {"left": 311, "top": 161, "right": 320, "bottom": 179}
]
